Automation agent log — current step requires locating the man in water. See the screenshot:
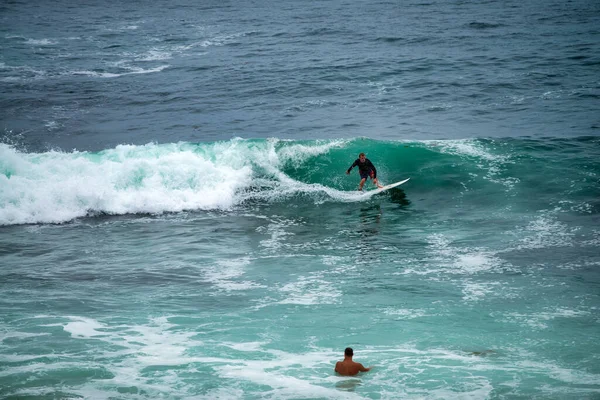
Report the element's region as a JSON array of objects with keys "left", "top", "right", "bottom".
[
  {"left": 346, "top": 153, "right": 383, "bottom": 191},
  {"left": 334, "top": 347, "right": 372, "bottom": 376}
]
